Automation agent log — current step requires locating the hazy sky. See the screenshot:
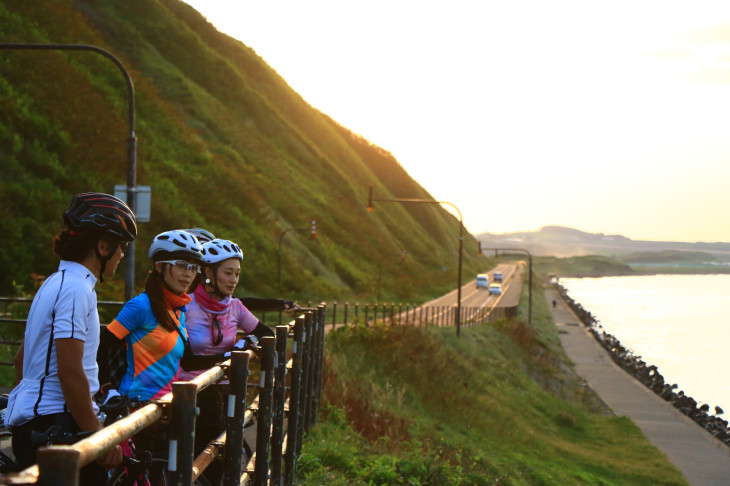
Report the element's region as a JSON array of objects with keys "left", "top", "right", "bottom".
[{"left": 183, "top": 0, "right": 730, "bottom": 242}]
